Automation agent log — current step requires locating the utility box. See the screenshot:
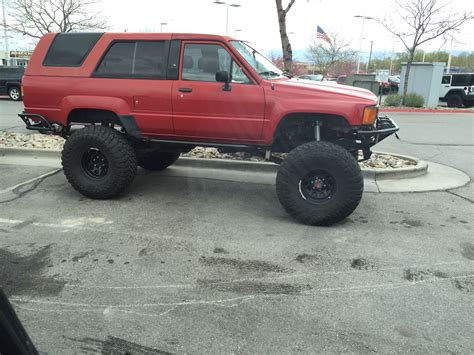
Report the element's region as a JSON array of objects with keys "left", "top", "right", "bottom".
[
  {"left": 399, "top": 62, "right": 445, "bottom": 107},
  {"left": 347, "top": 74, "right": 380, "bottom": 95}
]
